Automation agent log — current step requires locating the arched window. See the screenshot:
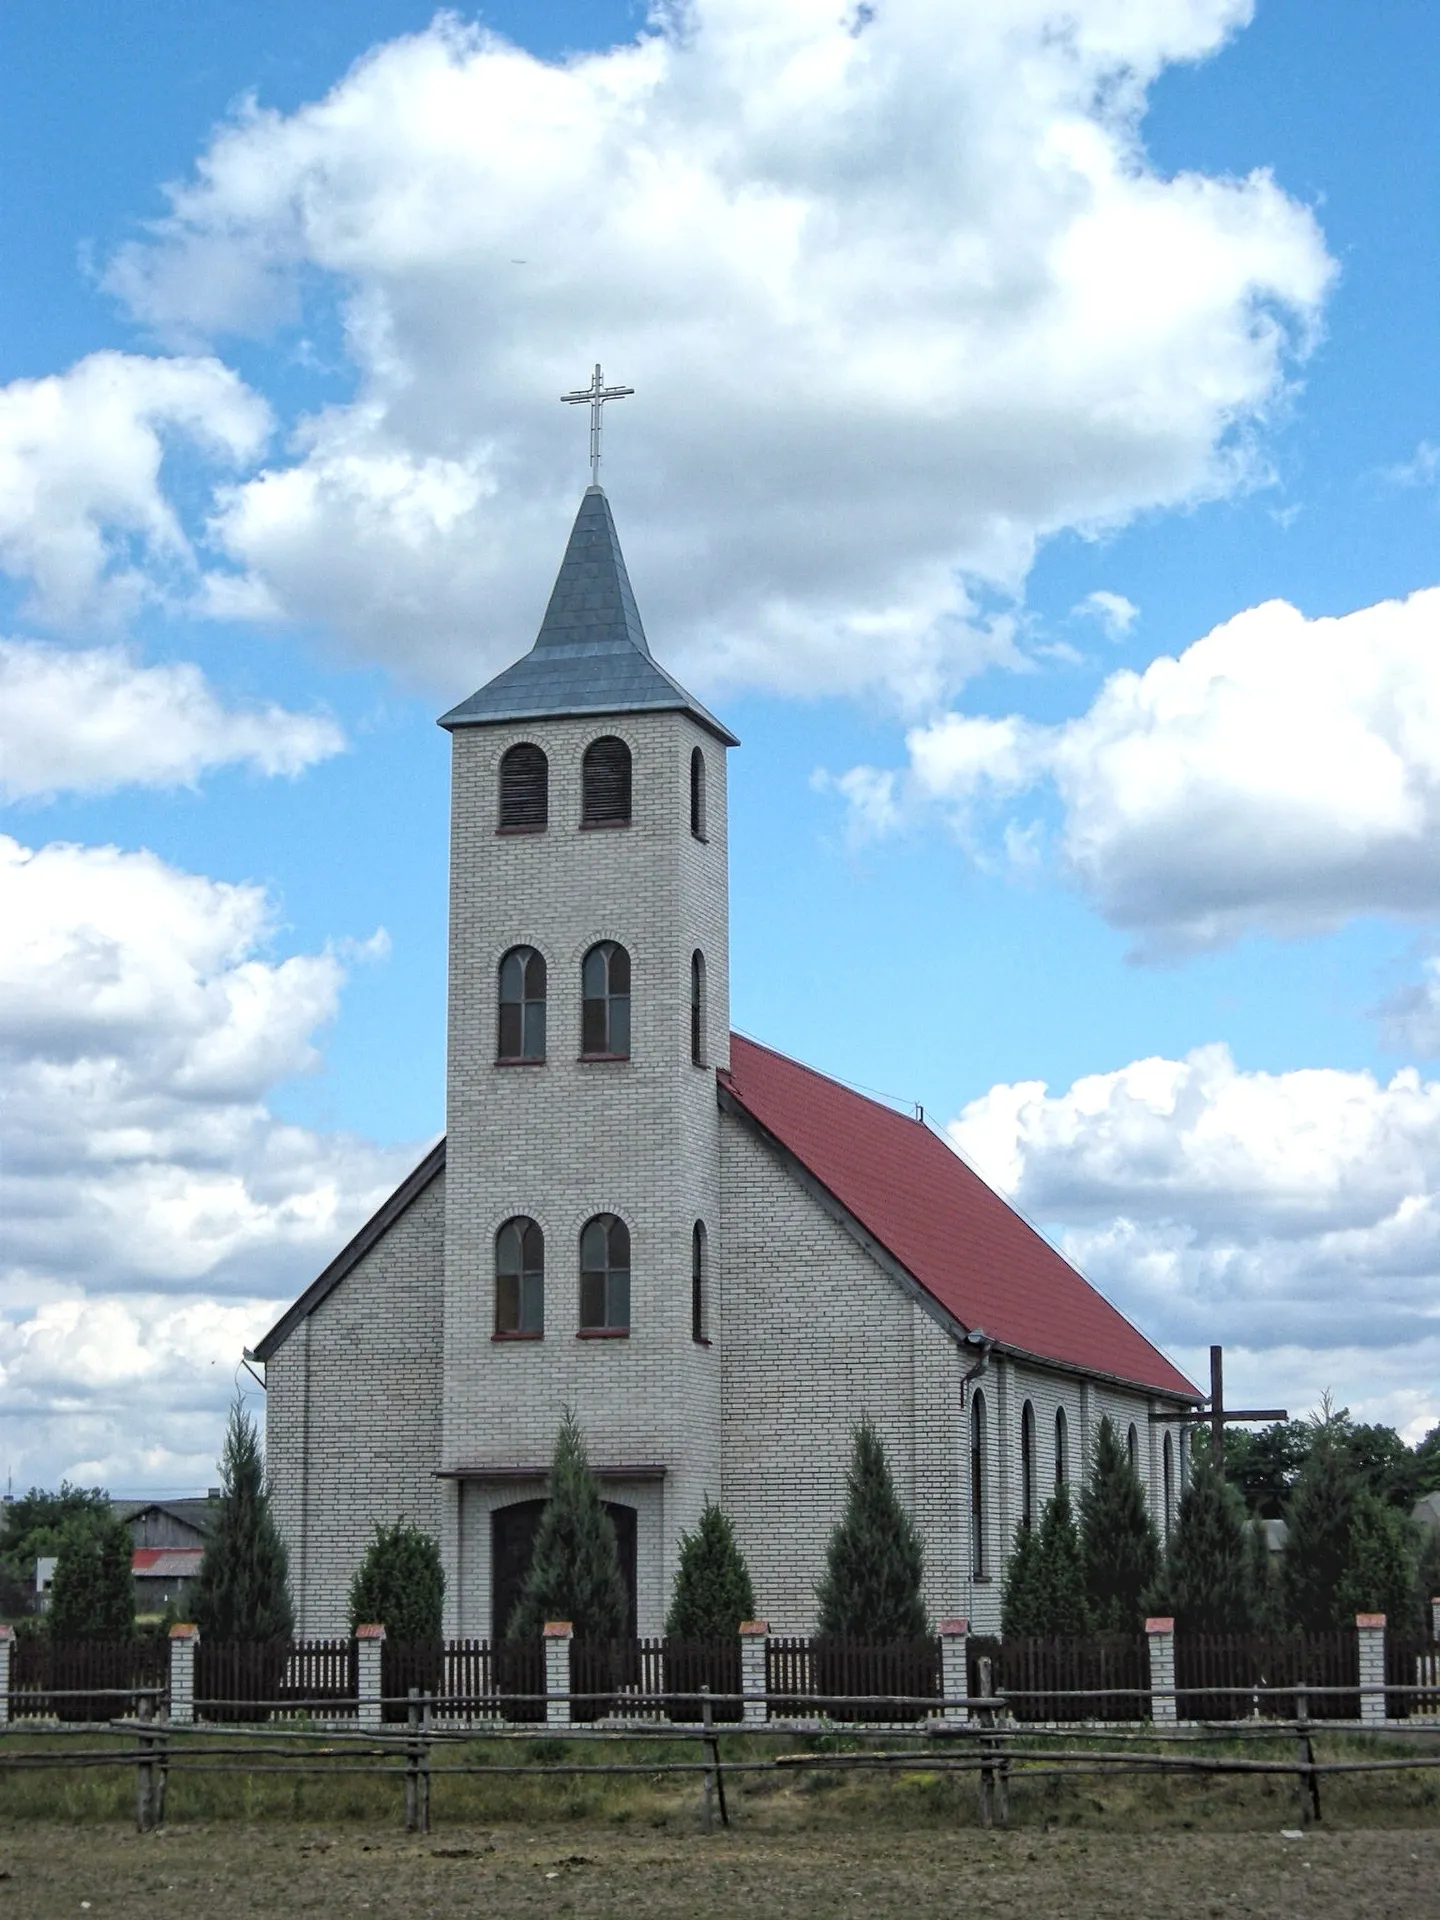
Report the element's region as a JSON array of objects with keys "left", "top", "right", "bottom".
[
  {"left": 495, "top": 1217, "right": 544, "bottom": 1335},
  {"left": 580, "top": 1214, "right": 630, "bottom": 1332},
  {"left": 497, "top": 946, "right": 546, "bottom": 1061},
  {"left": 582, "top": 736, "right": 631, "bottom": 826},
  {"left": 498, "top": 742, "right": 548, "bottom": 830},
  {"left": 692, "top": 1221, "right": 707, "bottom": 1343},
  {"left": 971, "top": 1389, "right": 987, "bottom": 1578},
  {"left": 1020, "top": 1400, "right": 1036, "bottom": 1530},
  {"left": 581, "top": 942, "right": 630, "bottom": 1058},
  {"left": 1055, "top": 1406, "right": 1069, "bottom": 1489},
  {"left": 690, "top": 747, "right": 707, "bottom": 840},
  {"left": 1127, "top": 1422, "right": 1140, "bottom": 1474},
  {"left": 1162, "top": 1431, "right": 1175, "bottom": 1541},
  {"left": 690, "top": 950, "right": 706, "bottom": 1066}
]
